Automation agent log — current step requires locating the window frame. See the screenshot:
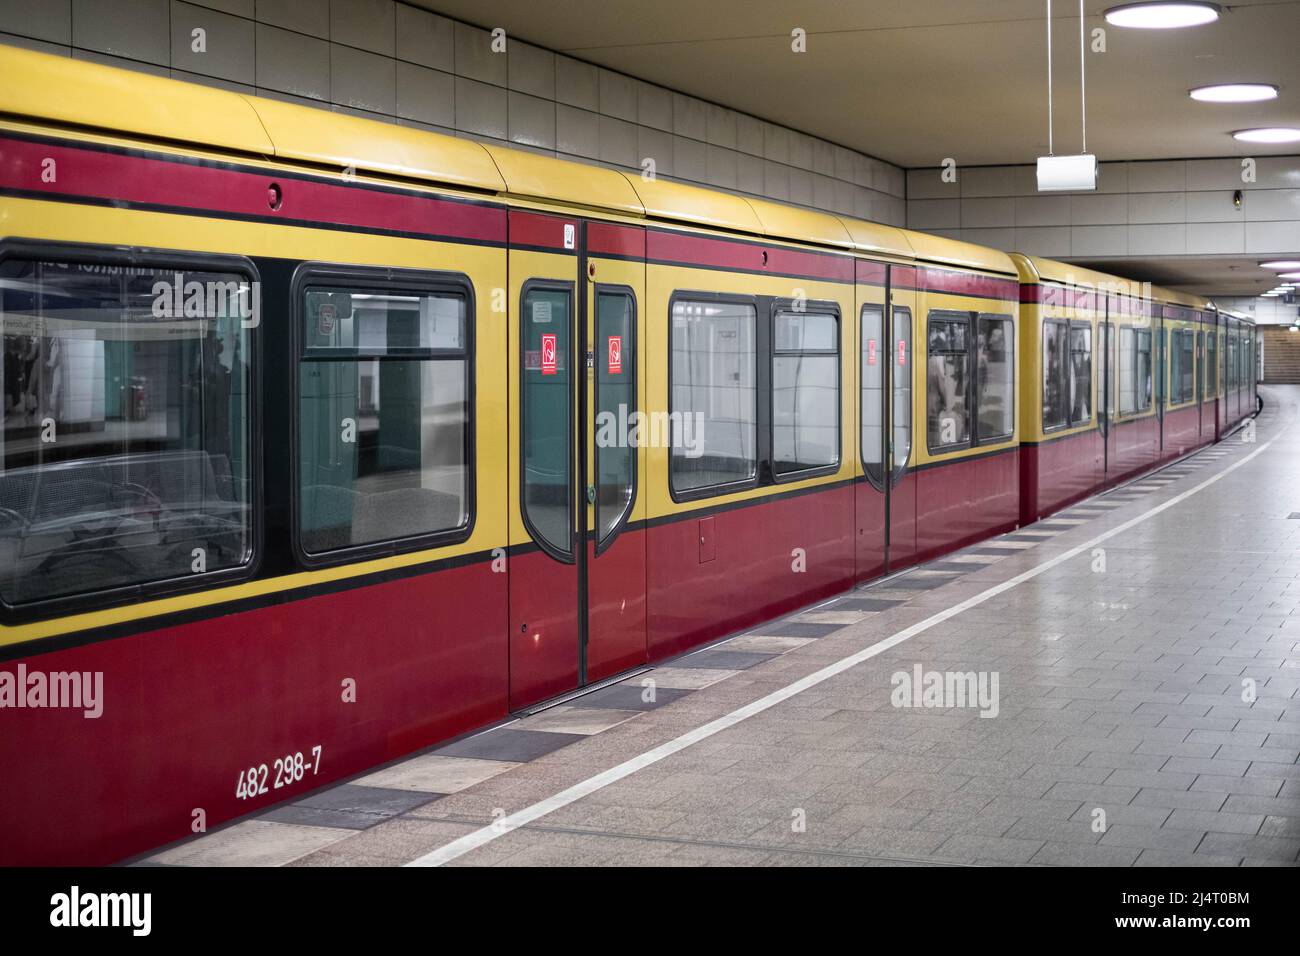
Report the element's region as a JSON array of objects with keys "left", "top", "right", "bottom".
[
  {"left": 289, "top": 262, "right": 476, "bottom": 570},
  {"left": 593, "top": 283, "right": 638, "bottom": 556},
  {"left": 975, "top": 312, "right": 1016, "bottom": 445},
  {"left": 517, "top": 277, "right": 575, "bottom": 563},
  {"left": 666, "top": 290, "right": 761, "bottom": 503},
  {"left": 859, "top": 303, "right": 886, "bottom": 492},
  {"left": 0, "top": 238, "right": 263, "bottom": 622},
  {"left": 1041, "top": 317, "right": 1070, "bottom": 433},
  {"left": 890, "top": 305, "right": 913, "bottom": 483},
  {"left": 1067, "top": 319, "right": 1094, "bottom": 428},
  {"left": 925, "top": 309, "right": 975, "bottom": 455},
  {"left": 768, "top": 299, "right": 842, "bottom": 485}
]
